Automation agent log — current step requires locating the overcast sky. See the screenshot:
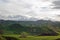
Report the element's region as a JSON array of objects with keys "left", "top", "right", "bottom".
[{"left": 0, "top": 0, "right": 60, "bottom": 21}]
